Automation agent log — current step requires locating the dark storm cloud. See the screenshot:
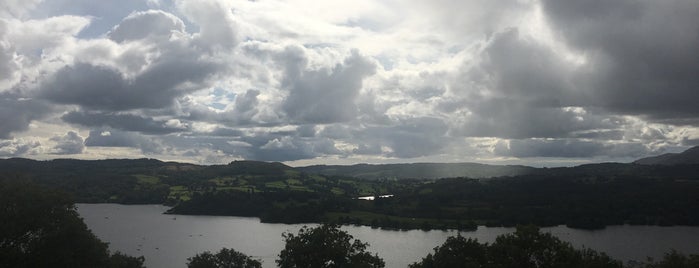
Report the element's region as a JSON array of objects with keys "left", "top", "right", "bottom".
[
  {"left": 251, "top": 136, "right": 342, "bottom": 162},
  {"left": 41, "top": 58, "right": 221, "bottom": 111},
  {"left": 203, "top": 127, "right": 244, "bottom": 137},
  {"left": 494, "top": 139, "right": 649, "bottom": 158},
  {"left": 0, "top": 95, "right": 50, "bottom": 139},
  {"left": 296, "top": 125, "right": 316, "bottom": 138},
  {"left": 234, "top": 89, "right": 260, "bottom": 114},
  {"left": 0, "top": 34, "right": 19, "bottom": 84},
  {"left": 160, "top": 132, "right": 342, "bottom": 162},
  {"left": 281, "top": 47, "right": 376, "bottom": 124},
  {"left": 62, "top": 110, "right": 188, "bottom": 134},
  {"left": 180, "top": 89, "right": 263, "bottom": 127},
  {"left": 39, "top": 7, "right": 230, "bottom": 112},
  {"left": 450, "top": 29, "right": 613, "bottom": 139},
  {"left": 440, "top": 1, "right": 699, "bottom": 159},
  {"left": 51, "top": 131, "right": 85, "bottom": 154},
  {"left": 495, "top": 139, "right": 604, "bottom": 158},
  {"left": 245, "top": 132, "right": 343, "bottom": 161},
  {"left": 308, "top": 117, "right": 450, "bottom": 158},
  {"left": 84, "top": 129, "right": 162, "bottom": 154},
  {"left": 476, "top": 29, "right": 574, "bottom": 102},
  {"left": 541, "top": 0, "right": 699, "bottom": 123},
  {"left": 84, "top": 129, "right": 141, "bottom": 147},
  {"left": 318, "top": 124, "right": 353, "bottom": 139},
  {"left": 352, "top": 144, "right": 382, "bottom": 155},
  {"left": 383, "top": 118, "right": 449, "bottom": 158},
  {"left": 457, "top": 98, "right": 609, "bottom": 139},
  {"left": 681, "top": 138, "right": 699, "bottom": 147},
  {"left": 159, "top": 135, "right": 246, "bottom": 155},
  {"left": 362, "top": 117, "right": 449, "bottom": 158},
  {"left": 570, "top": 130, "right": 625, "bottom": 140}
]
